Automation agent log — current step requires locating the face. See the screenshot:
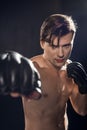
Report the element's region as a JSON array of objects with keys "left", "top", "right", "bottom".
[{"left": 40, "top": 32, "right": 75, "bottom": 69}]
